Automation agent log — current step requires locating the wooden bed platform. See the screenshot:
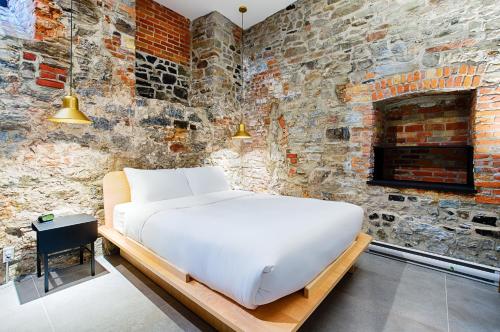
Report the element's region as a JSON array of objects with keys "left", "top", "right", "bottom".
[{"left": 100, "top": 171, "right": 372, "bottom": 331}]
